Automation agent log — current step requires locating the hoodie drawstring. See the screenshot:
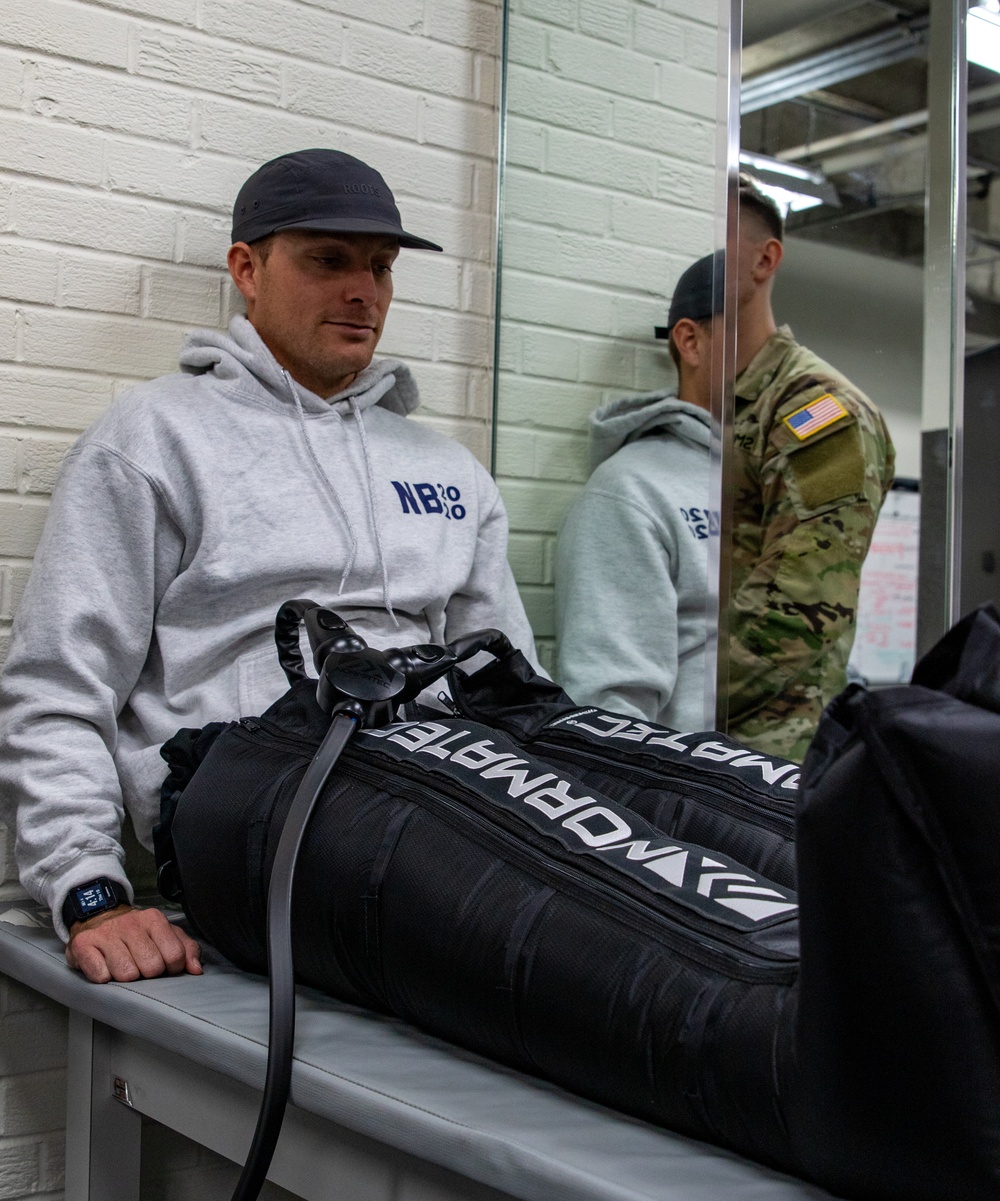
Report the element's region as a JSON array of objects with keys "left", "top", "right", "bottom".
[
  {"left": 350, "top": 397, "right": 397, "bottom": 627},
  {"left": 283, "top": 370, "right": 398, "bottom": 627}
]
